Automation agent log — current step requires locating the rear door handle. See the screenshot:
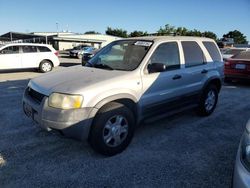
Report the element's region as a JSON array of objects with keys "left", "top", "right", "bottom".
[
  {"left": 201, "top": 69, "right": 208, "bottom": 74},
  {"left": 172, "top": 74, "right": 182, "bottom": 80}
]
